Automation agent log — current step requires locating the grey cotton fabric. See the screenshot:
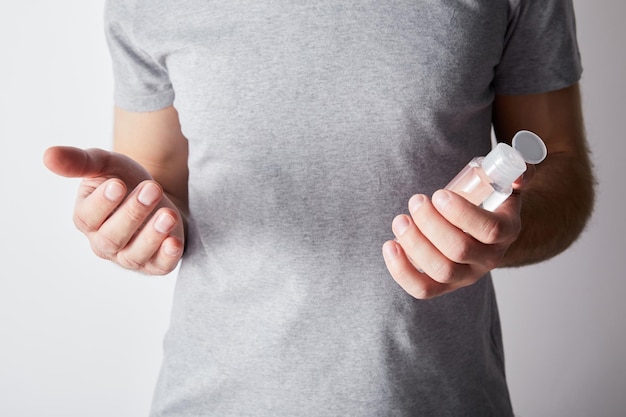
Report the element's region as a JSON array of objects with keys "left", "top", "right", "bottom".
[{"left": 104, "top": 1, "right": 582, "bottom": 416}]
